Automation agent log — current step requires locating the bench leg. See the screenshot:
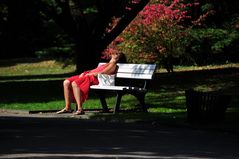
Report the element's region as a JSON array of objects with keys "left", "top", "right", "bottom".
[
  {"left": 98, "top": 93, "right": 109, "bottom": 113},
  {"left": 135, "top": 93, "right": 148, "bottom": 112},
  {"left": 114, "top": 93, "right": 123, "bottom": 114}
]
